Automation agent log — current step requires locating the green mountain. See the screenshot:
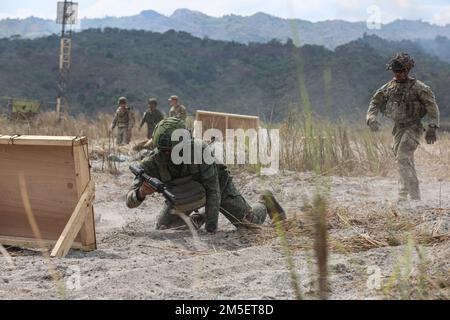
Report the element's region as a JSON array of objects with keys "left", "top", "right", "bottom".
[
  {"left": 416, "top": 36, "right": 450, "bottom": 63},
  {"left": 0, "top": 29, "right": 449, "bottom": 121},
  {"left": 2, "top": 9, "right": 450, "bottom": 49},
  {"left": 0, "top": 16, "right": 60, "bottom": 38}
]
